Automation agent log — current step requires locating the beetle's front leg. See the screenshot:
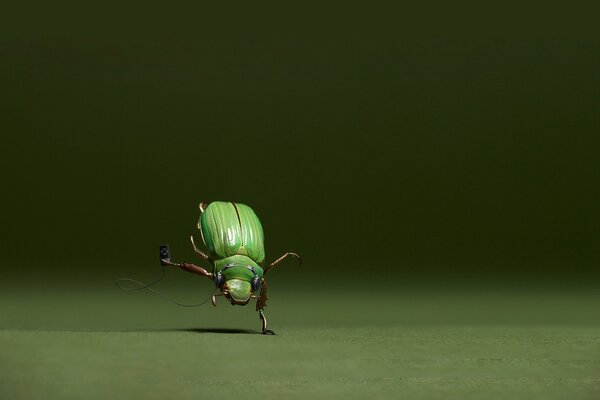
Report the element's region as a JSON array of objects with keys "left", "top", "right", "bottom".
[
  {"left": 259, "top": 309, "right": 275, "bottom": 335},
  {"left": 256, "top": 281, "right": 274, "bottom": 334},
  {"left": 264, "top": 252, "right": 302, "bottom": 275},
  {"left": 161, "top": 259, "right": 213, "bottom": 280}
]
